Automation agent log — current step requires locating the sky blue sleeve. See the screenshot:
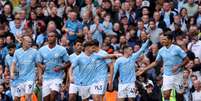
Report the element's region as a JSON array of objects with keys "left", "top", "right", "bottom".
[
  {"left": 35, "top": 51, "right": 41, "bottom": 63},
  {"left": 62, "top": 49, "right": 69, "bottom": 62},
  {"left": 131, "top": 40, "right": 149, "bottom": 61},
  {"left": 37, "top": 49, "right": 43, "bottom": 63},
  {"left": 177, "top": 46, "right": 187, "bottom": 59},
  {"left": 156, "top": 51, "right": 162, "bottom": 62},
  {"left": 4, "top": 56, "right": 9, "bottom": 67},
  {"left": 12, "top": 51, "right": 18, "bottom": 63},
  {"left": 71, "top": 57, "right": 78, "bottom": 68}
]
